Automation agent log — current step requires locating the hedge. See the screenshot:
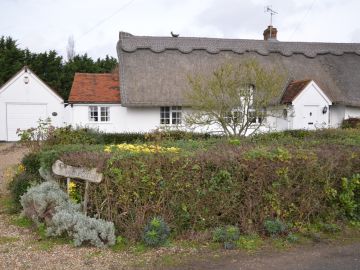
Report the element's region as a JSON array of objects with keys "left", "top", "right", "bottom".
[
  {"left": 14, "top": 129, "right": 360, "bottom": 241},
  {"left": 63, "top": 143, "right": 360, "bottom": 240}
]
